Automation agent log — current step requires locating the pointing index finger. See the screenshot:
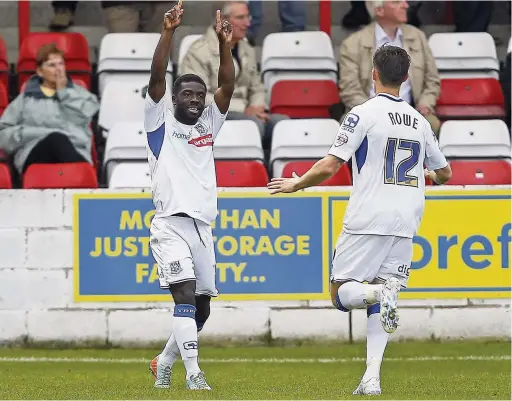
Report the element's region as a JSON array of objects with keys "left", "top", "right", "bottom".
[
  {"left": 177, "top": 0, "right": 183, "bottom": 9},
  {"left": 216, "top": 9, "right": 221, "bottom": 23}
]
